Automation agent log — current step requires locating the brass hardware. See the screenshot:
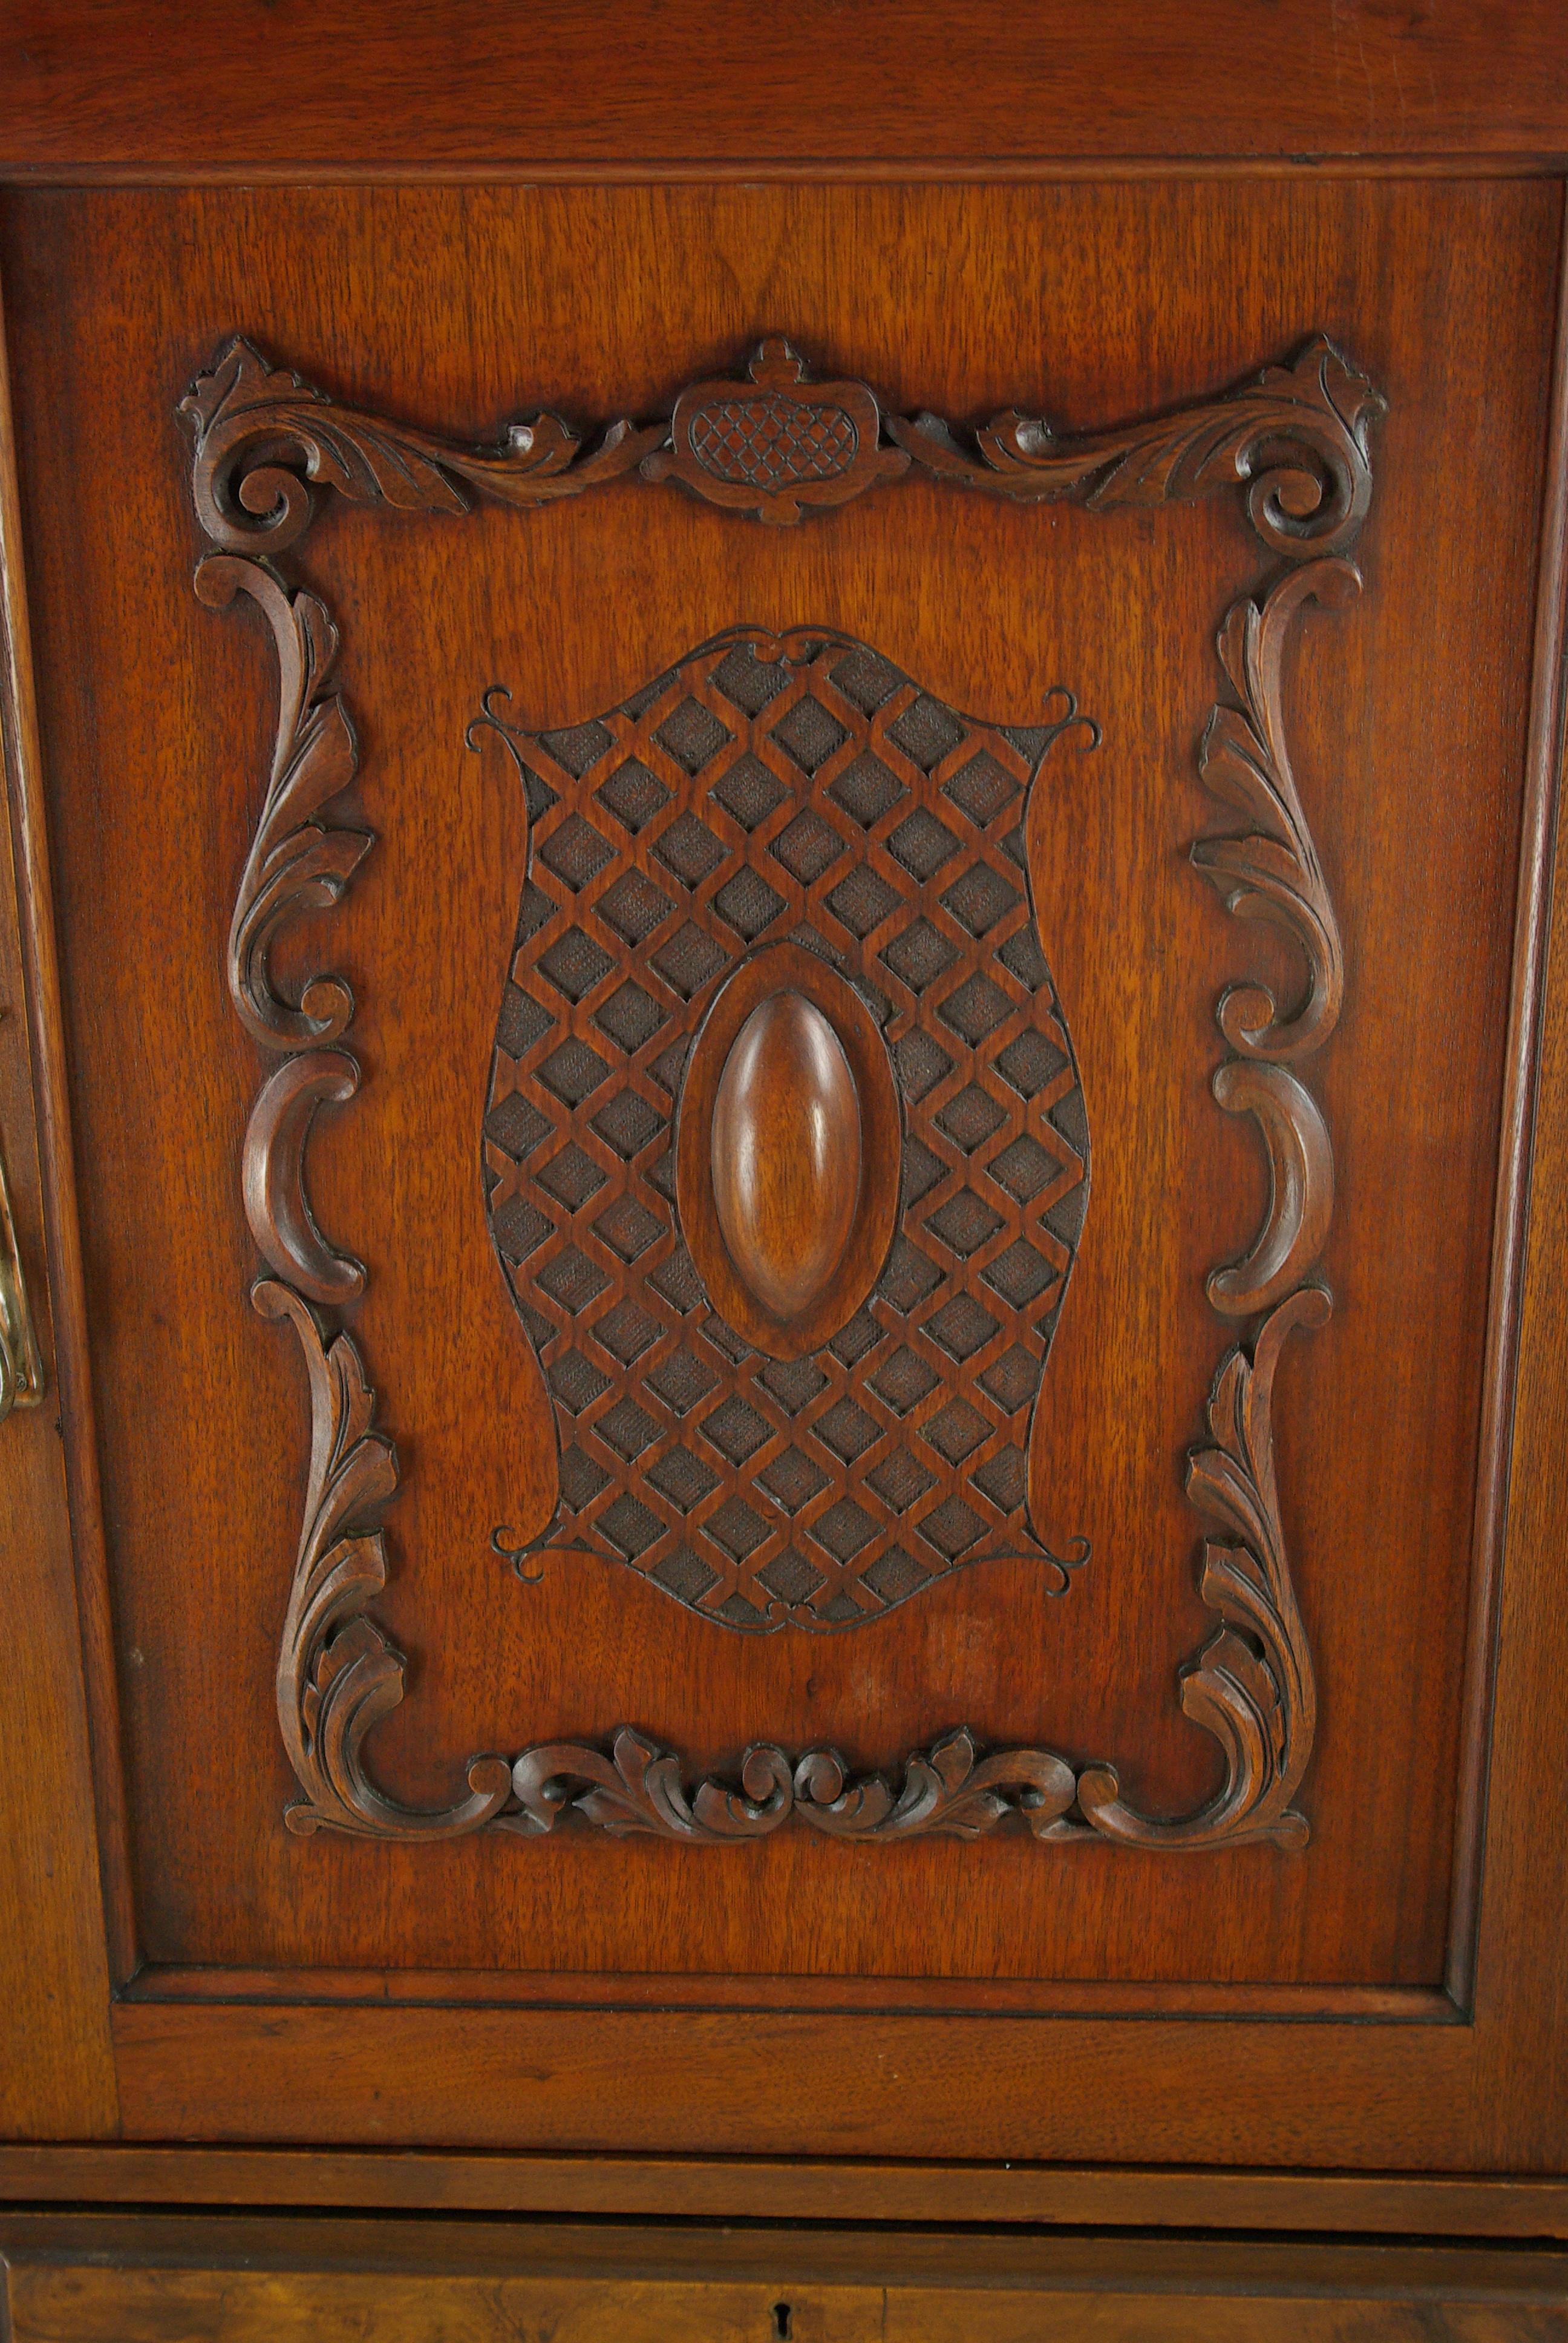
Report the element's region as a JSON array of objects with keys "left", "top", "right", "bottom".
[{"left": 0, "top": 1136, "right": 42, "bottom": 1420}]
